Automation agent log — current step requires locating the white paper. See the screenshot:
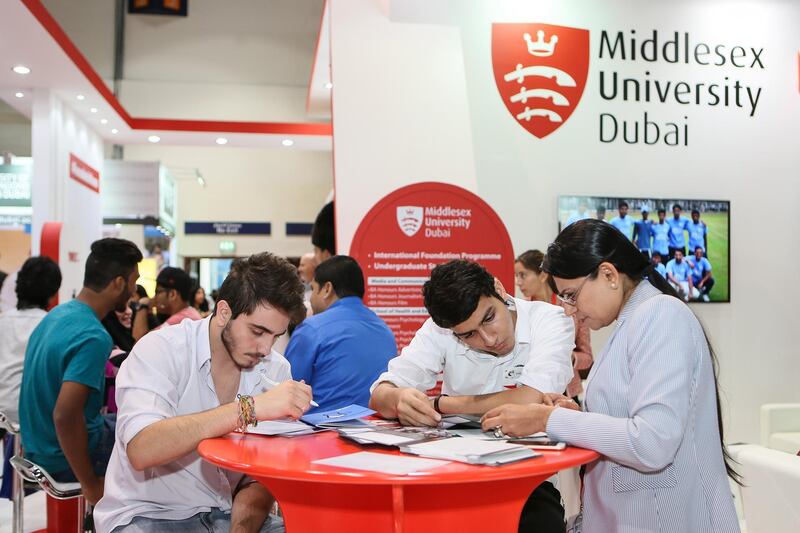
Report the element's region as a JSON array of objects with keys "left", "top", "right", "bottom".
[
  {"left": 245, "top": 420, "right": 313, "bottom": 436},
  {"left": 405, "top": 437, "right": 523, "bottom": 458},
  {"left": 352, "top": 431, "right": 419, "bottom": 445},
  {"left": 313, "top": 452, "right": 449, "bottom": 475}
]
